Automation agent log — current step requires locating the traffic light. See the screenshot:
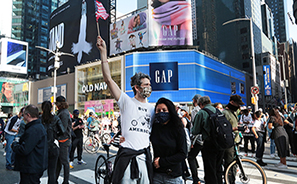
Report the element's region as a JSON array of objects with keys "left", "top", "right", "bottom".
[{"left": 251, "top": 97, "right": 256, "bottom": 104}]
